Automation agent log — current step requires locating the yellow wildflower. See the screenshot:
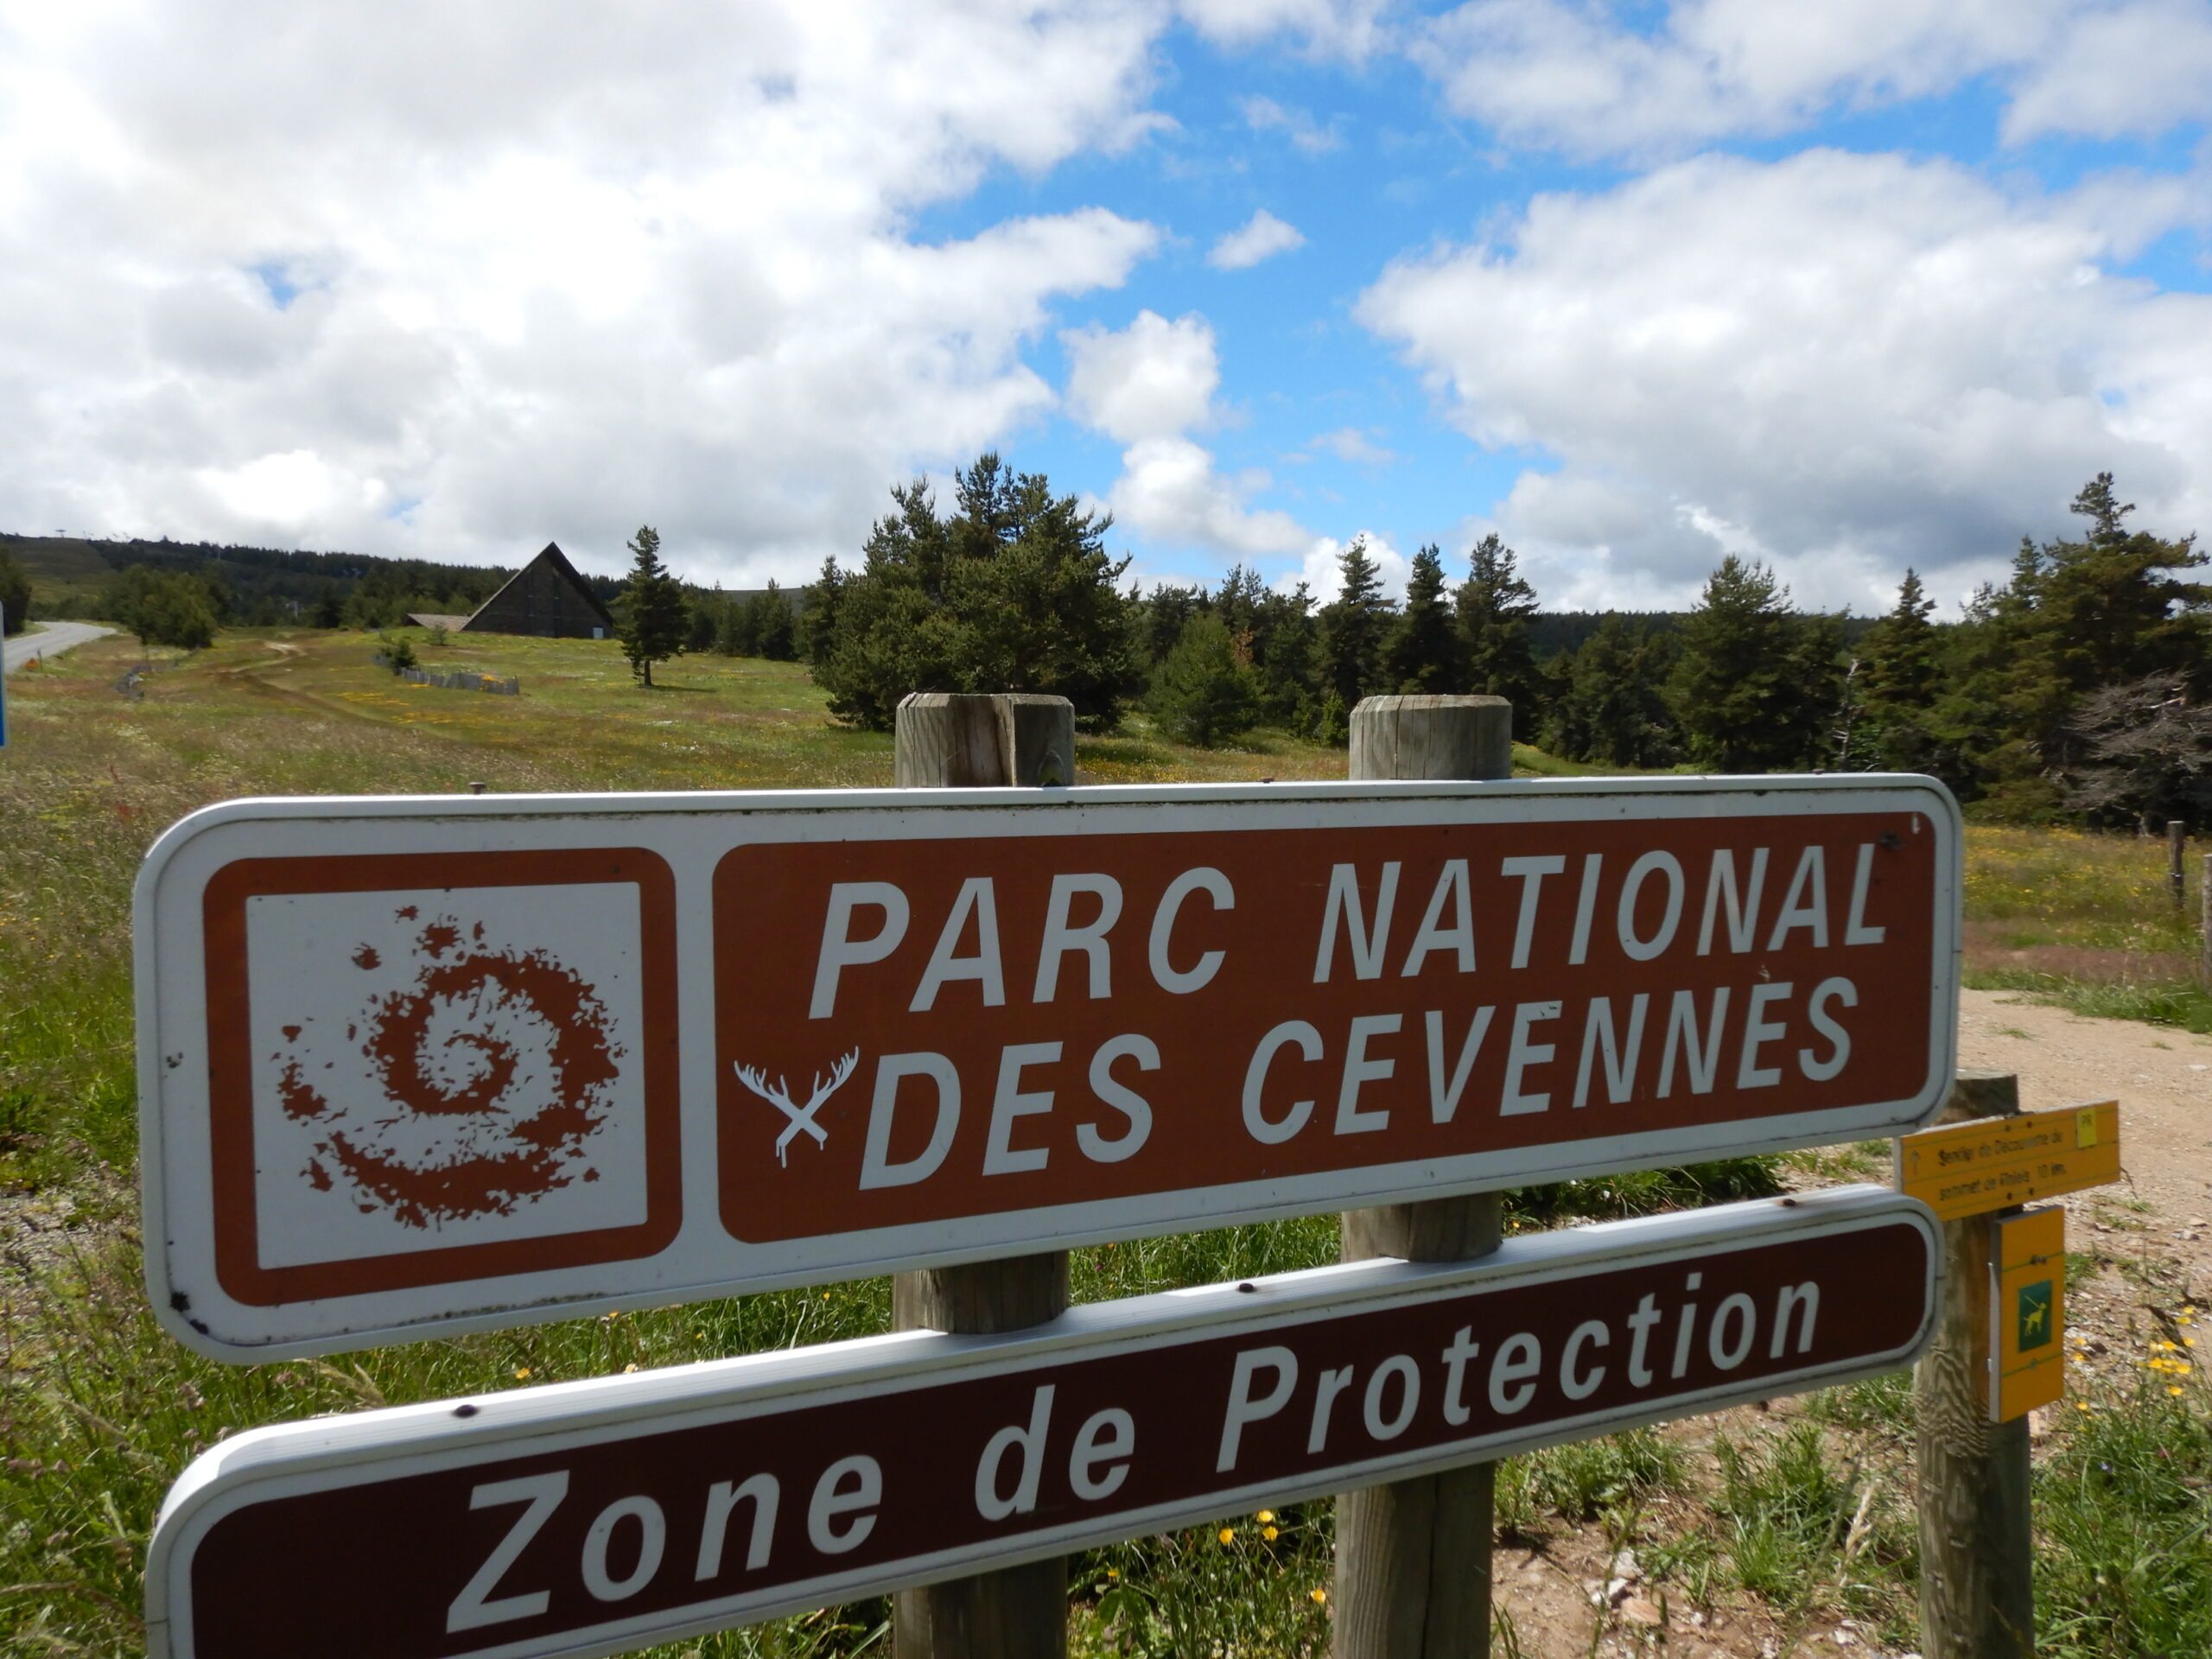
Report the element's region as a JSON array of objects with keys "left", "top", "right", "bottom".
[
  {"left": 1263, "top": 1526, "right": 1280, "bottom": 1542},
  {"left": 1310, "top": 1588, "right": 1328, "bottom": 1605},
  {"left": 1218, "top": 1528, "right": 1236, "bottom": 1545},
  {"left": 2171, "top": 1386, "right": 2186, "bottom": 1397},
  {"left": 1255, "top": 1510, "right": 1274, "bottom": 1524},
  {"left": 513, "top": 1366, "right": 531, "bottom": 1379}
]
